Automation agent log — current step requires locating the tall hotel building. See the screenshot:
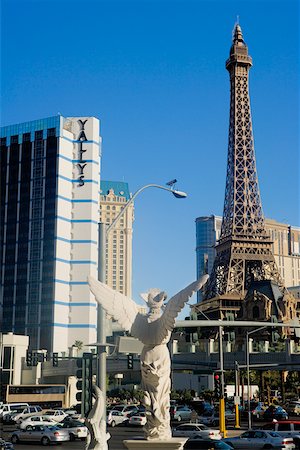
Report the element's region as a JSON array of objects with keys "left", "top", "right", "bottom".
[
  {"left": 0, "top": 115, "right": 101, "bottom": 353},
  {"left": 196, "top": 215, "right": 300, "bottom": 302},
  {"left": 99, "top": 181, "right": 134, "bottom": 298}
]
